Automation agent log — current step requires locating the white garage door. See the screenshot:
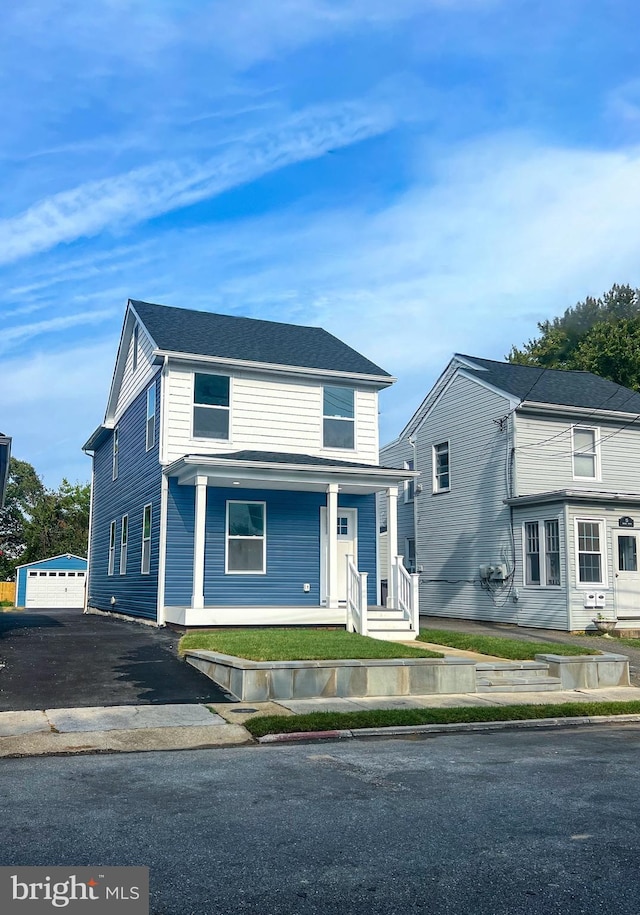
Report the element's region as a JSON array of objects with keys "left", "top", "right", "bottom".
[{"left": 25, "top": 570, "right": 86, "bottom": 608}]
